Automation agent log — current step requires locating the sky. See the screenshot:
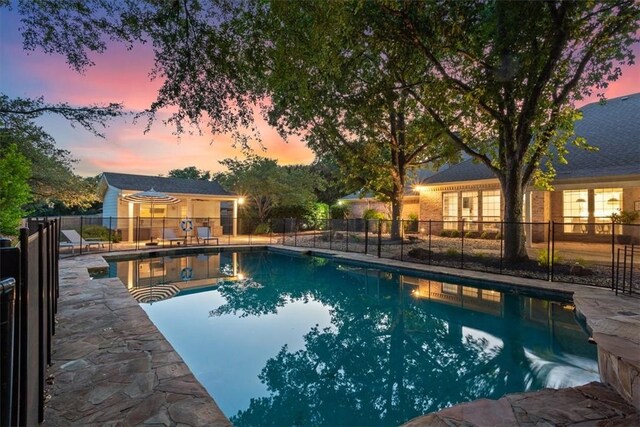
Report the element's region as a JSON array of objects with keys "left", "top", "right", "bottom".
[{"left": 1, "top": 7, "right": 639, "bottom": 178}]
